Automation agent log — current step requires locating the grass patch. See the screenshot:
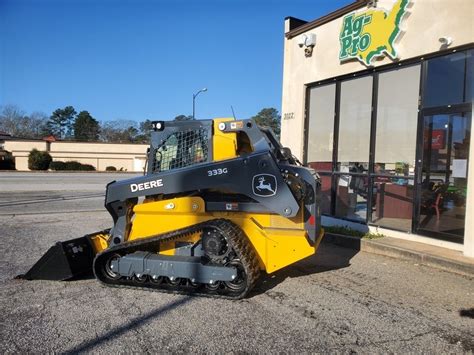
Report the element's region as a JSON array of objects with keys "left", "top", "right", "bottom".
[
  {"left": 363, "top": 232, "right": 385, "bottom": 240},
  {"left": 323, "top": 225, "right": 384, "bottom": 240},
  {"left": 324, "top": 225, "right": 364, "bottom": 237}
]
